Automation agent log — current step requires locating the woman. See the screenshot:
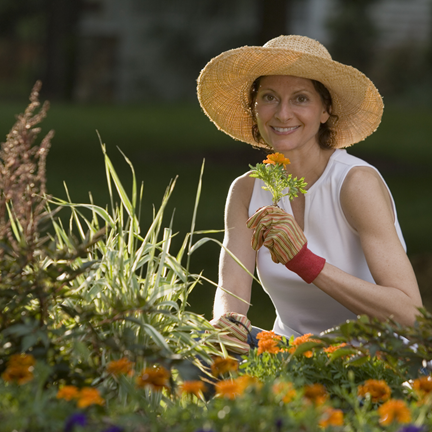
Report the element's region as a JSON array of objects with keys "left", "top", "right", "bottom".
[{"left": 197, "top": 35, "right": 422, "bottom": 349}]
